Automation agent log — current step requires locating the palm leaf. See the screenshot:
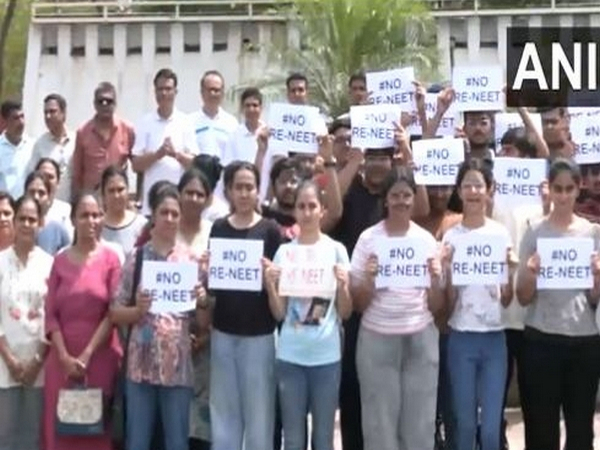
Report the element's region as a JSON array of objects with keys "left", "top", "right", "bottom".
[{"left": 233, "top": 0, "right": 439, "bottom": 119}]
